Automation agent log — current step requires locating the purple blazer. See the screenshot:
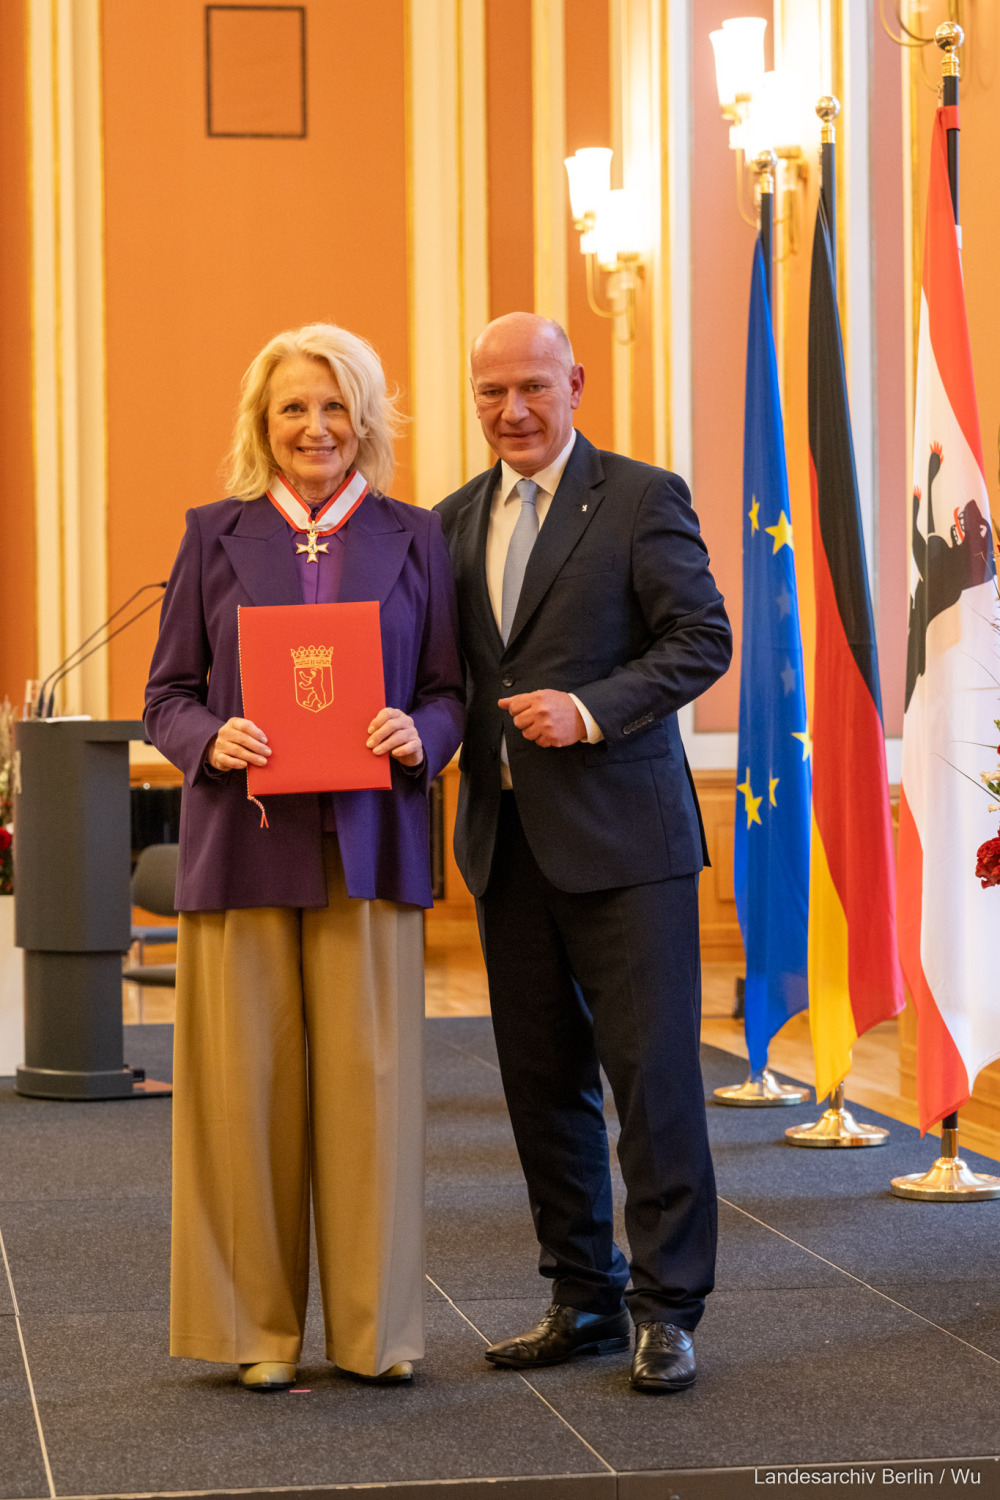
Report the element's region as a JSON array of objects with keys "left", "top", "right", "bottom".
[{"left": 144, "top": 492, "right": 464, "bottom": 911}]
